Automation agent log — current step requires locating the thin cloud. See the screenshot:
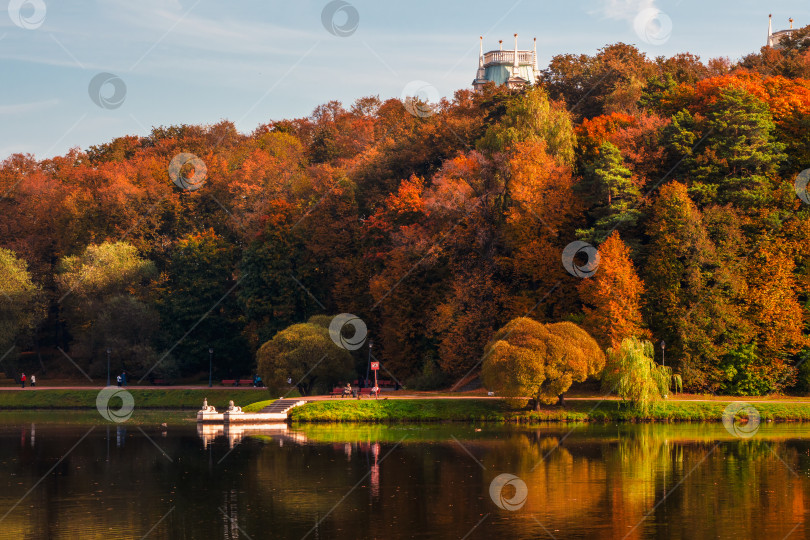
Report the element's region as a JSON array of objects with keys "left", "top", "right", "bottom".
[
  {"left": 594, "top": 0, "right": 658, "bottom": 21},
  {"left": 0, "top": 99, "right": 59, "bottom": 115}
]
